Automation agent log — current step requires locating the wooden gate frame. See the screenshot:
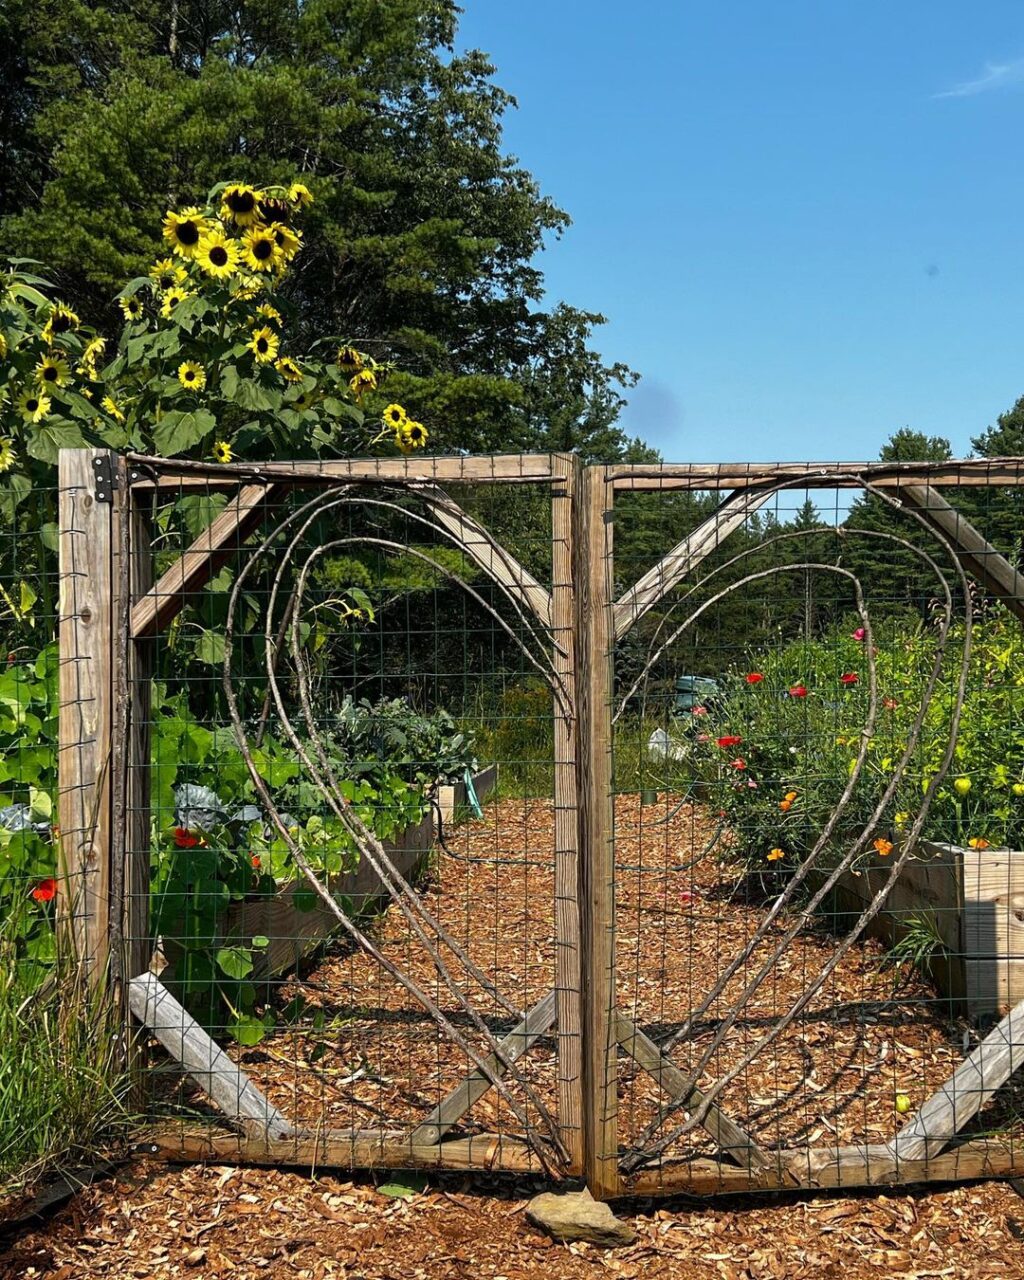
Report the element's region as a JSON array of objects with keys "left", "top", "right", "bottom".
[{"left": 56, "top": 447, "right": 1024, "bottom": 1197}]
